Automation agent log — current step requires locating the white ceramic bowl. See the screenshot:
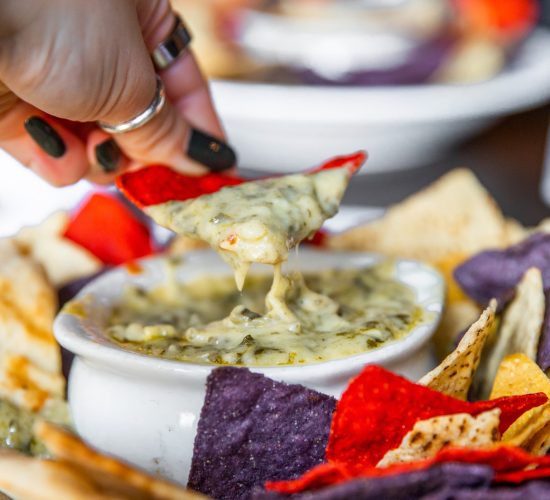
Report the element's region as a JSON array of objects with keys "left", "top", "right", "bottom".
[
  {"left": 54, "top": 249, "right": 444, "bottom": 484},
  {"left": 211, "top": 29, "right": 550, "bottom": 173}
]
